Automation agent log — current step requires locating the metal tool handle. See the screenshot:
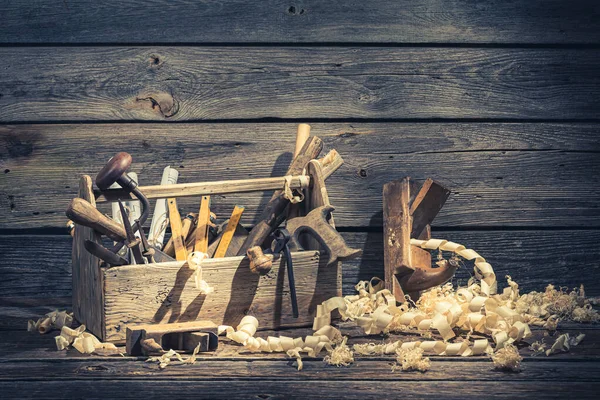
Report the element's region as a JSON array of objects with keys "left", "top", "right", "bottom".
[
  {"left": 84, "top": 240, "right": 128, "bottom": 266},
  {"left": 273, "top": 228, "right": 299, "bottom": 318},
  {"left": 66, "top": 198, "right": 126, "bottom": 241}
]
